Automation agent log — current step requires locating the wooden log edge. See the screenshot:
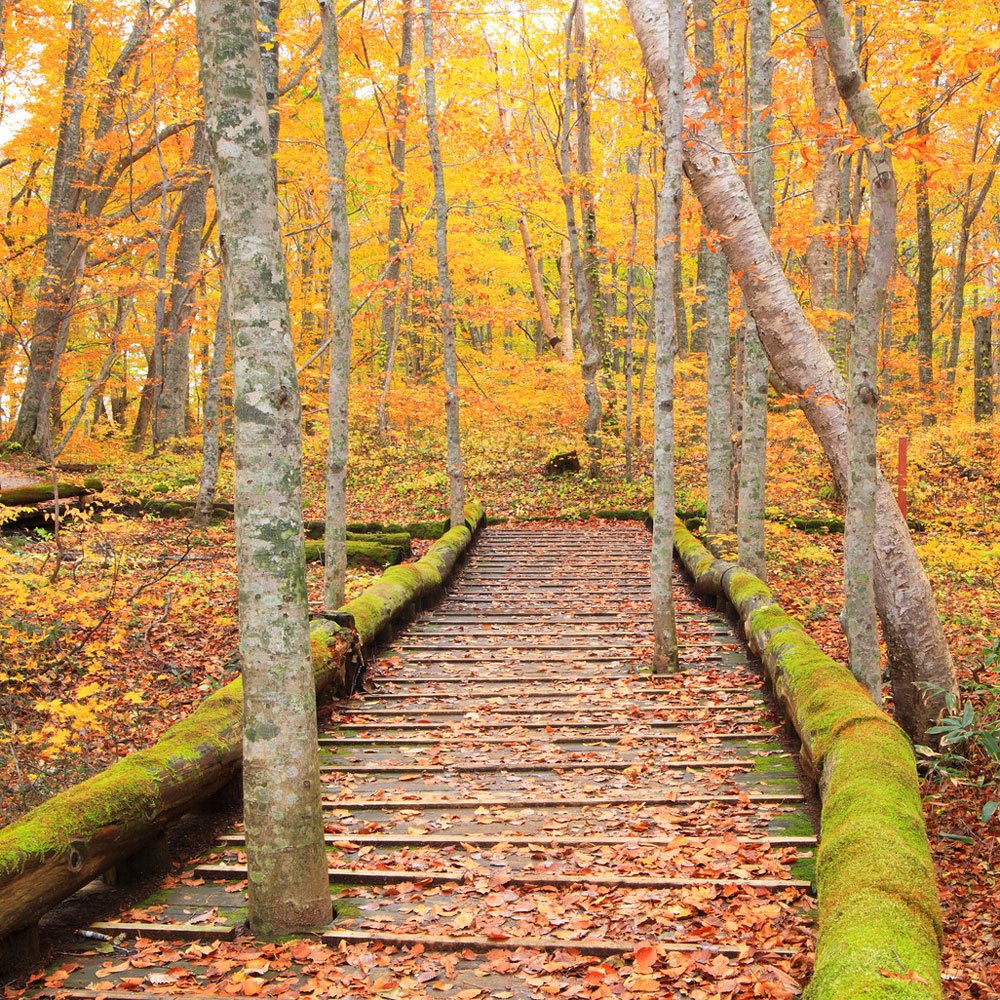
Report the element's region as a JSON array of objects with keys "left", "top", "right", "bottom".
[
  {"left": 665, "top": 516, "right": 944, "bottom": 999},
  {"left": 0, "top": 502, "right": 486, "bottom": 945}
]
